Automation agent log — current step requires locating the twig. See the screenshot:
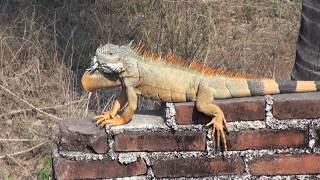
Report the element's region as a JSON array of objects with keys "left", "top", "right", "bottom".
[
  {"left": 101, "top": 94, "right": 116, "bottom": 113},
  {"left": 0, "top": 138, "right": 40, "bottom": 142},
  {"left": 0, "top": 99, "right": 87, "bottom": 118},
  {"left": 85, "top": 92, "right": 92, "bottom": 116},
  {"left": 6, "top": 155, "right": 22, "bottom": 166},
  {"left": 0, "top": 84, "right": 62, "bottom": 121},
  {"left": 6, "top": 59, "right": 36, "bottom": 80},
  {"left": 6, "top": 155, "right": 35, "bottom": 179},
  {"left": 0, "top": 141, "right": 47, "bottom": 159}
]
